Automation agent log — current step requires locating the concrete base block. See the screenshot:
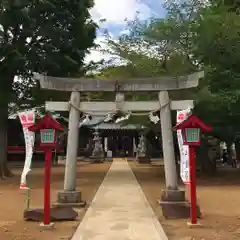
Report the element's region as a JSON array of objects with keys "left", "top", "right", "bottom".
[
  {"left": 187, "top": 221, "right": 203, "bottom": 228},
  {"left": 161, "top": 188, "right": 186, "bottom": 202},
  {"left": 24, "top": 207, "right": 78, "bottom": 221},
  {"left": 158, "top": 188, "right": 201, "bottom": 219},
  {"left": 158, "top": 200, "right": 201, "bottom": 219},
  {"left": 105, "top": 158, "right": 113, "bottom": 162},
  {"left": 53, "top": 202, "right": 86, "bottom": 208},
  {"left": 89, "top": 156, "right": 104, "bottom": 163},
  {"left": 137, "top": 157, "right": 151, "bottom": 164},
  {"left": 39, "top": 222, "right": 54, "bottom": 230},
  {"left": 55, "top": 191, "right": 86, "bottom": 208}
]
